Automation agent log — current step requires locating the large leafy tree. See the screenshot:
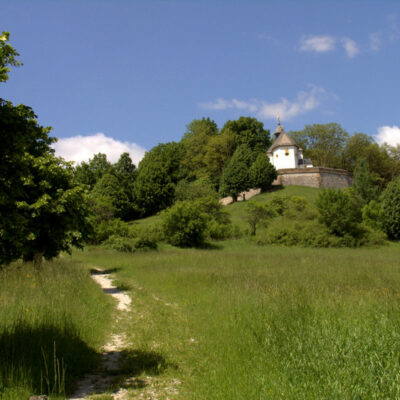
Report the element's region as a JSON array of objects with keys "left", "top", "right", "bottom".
[
  {"left": 343, "top": 133, "right": 395, "bottom": 186},
  {"left": 219, "top": 144, "right": 253, "bottom": 201},
  {"left": 181, "top": 117, "right": 219, "bottom": 179},
  {"left": 290, "top": 123, "right": 348, "bottom": 168},
  {"left": 204, "top": 130, "right": 236, "bottom": 187},
  {"left": 134, "top": 142, "right": 184, "bottom": 216},
  {"left": 221, "top": 116, "right": 271, "bottom": 153},
  {"left": 0, "top": 100, "right": 91, "bottom": 266},
  {"left": 0, "top": 35, "right": 90, "bottom": 266},
  {"left": 90, "top": 173, "right": 132, "bottom": 220}
]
